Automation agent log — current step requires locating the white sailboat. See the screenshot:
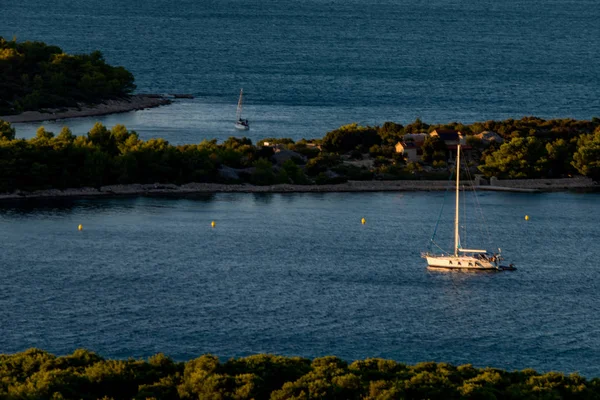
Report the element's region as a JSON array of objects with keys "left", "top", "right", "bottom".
[
  {"left": 422, "top": 145, "right": 516, "bottom": 271},
  {"left": 234, "top": 89, "right": 249, "bottom": 130}
]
